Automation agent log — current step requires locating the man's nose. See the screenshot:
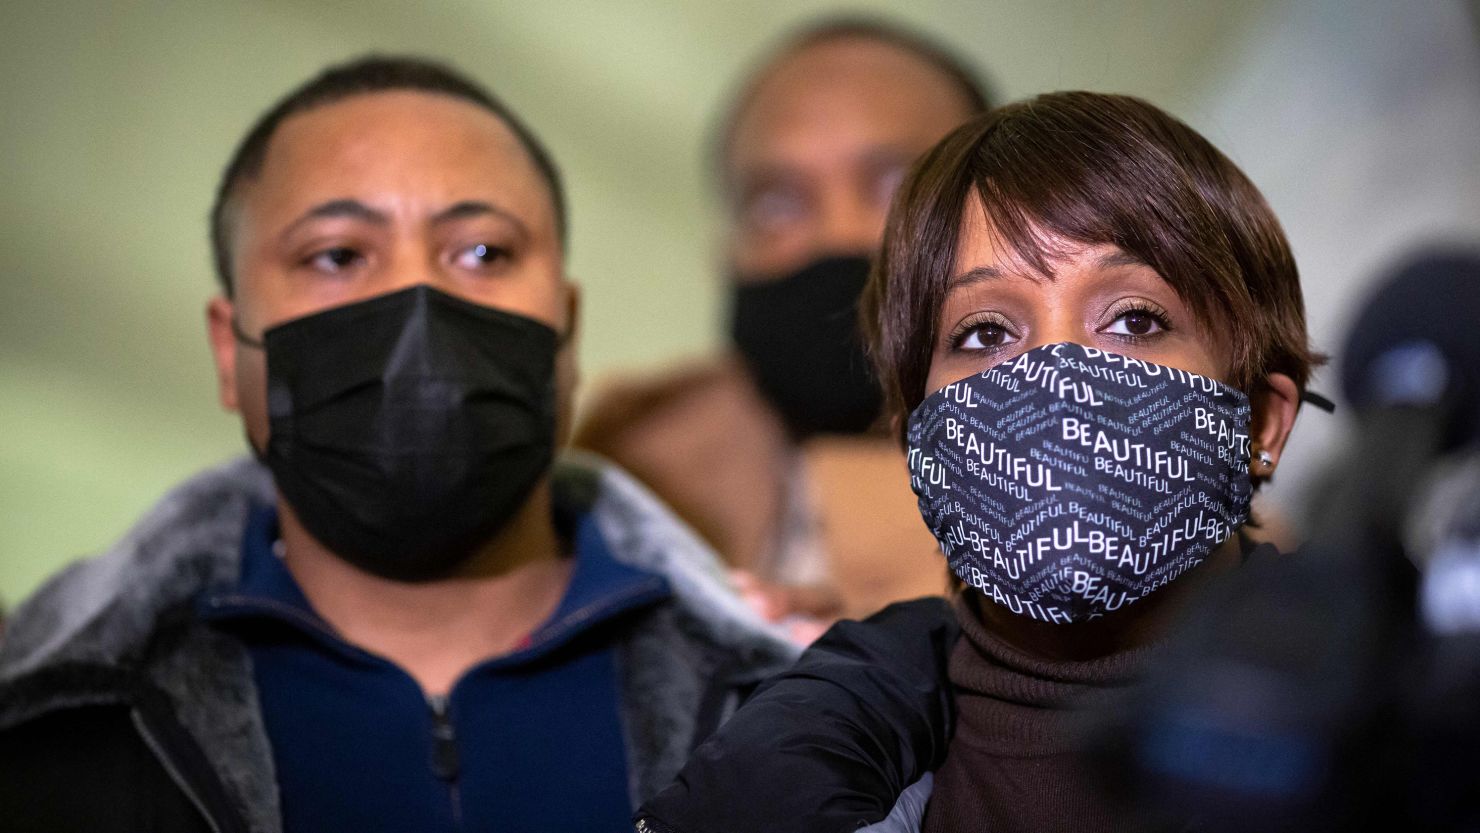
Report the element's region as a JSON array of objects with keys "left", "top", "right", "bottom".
[
  {"left": 379, "top": 242, "right": 451, "bottom": 294},
  {"left": 814, "top": 188, "right": 885, "bottom": 256}
]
